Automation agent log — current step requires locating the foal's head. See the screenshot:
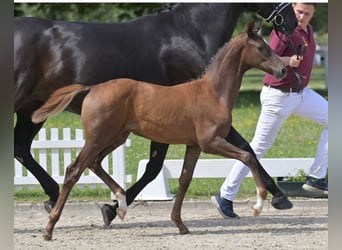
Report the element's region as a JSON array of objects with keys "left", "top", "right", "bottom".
[{"left": 240, "top": 21, "right": 287, "bottom": 79}]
